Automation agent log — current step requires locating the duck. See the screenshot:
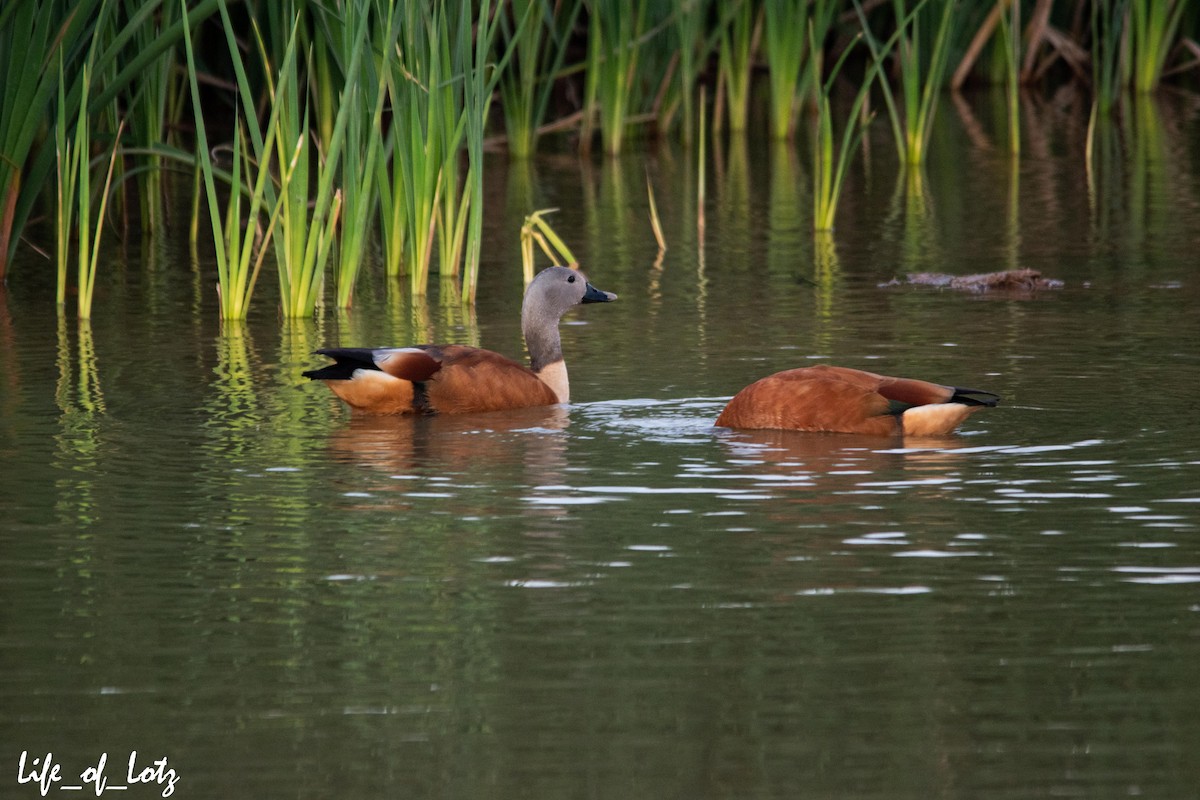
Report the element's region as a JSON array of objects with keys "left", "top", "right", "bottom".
[
  {"left": 714, "top": 364, "right": 999, "bottom": 436},
  {"left": 302, "top": 266, "right": 616, "bottom": 414}
]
